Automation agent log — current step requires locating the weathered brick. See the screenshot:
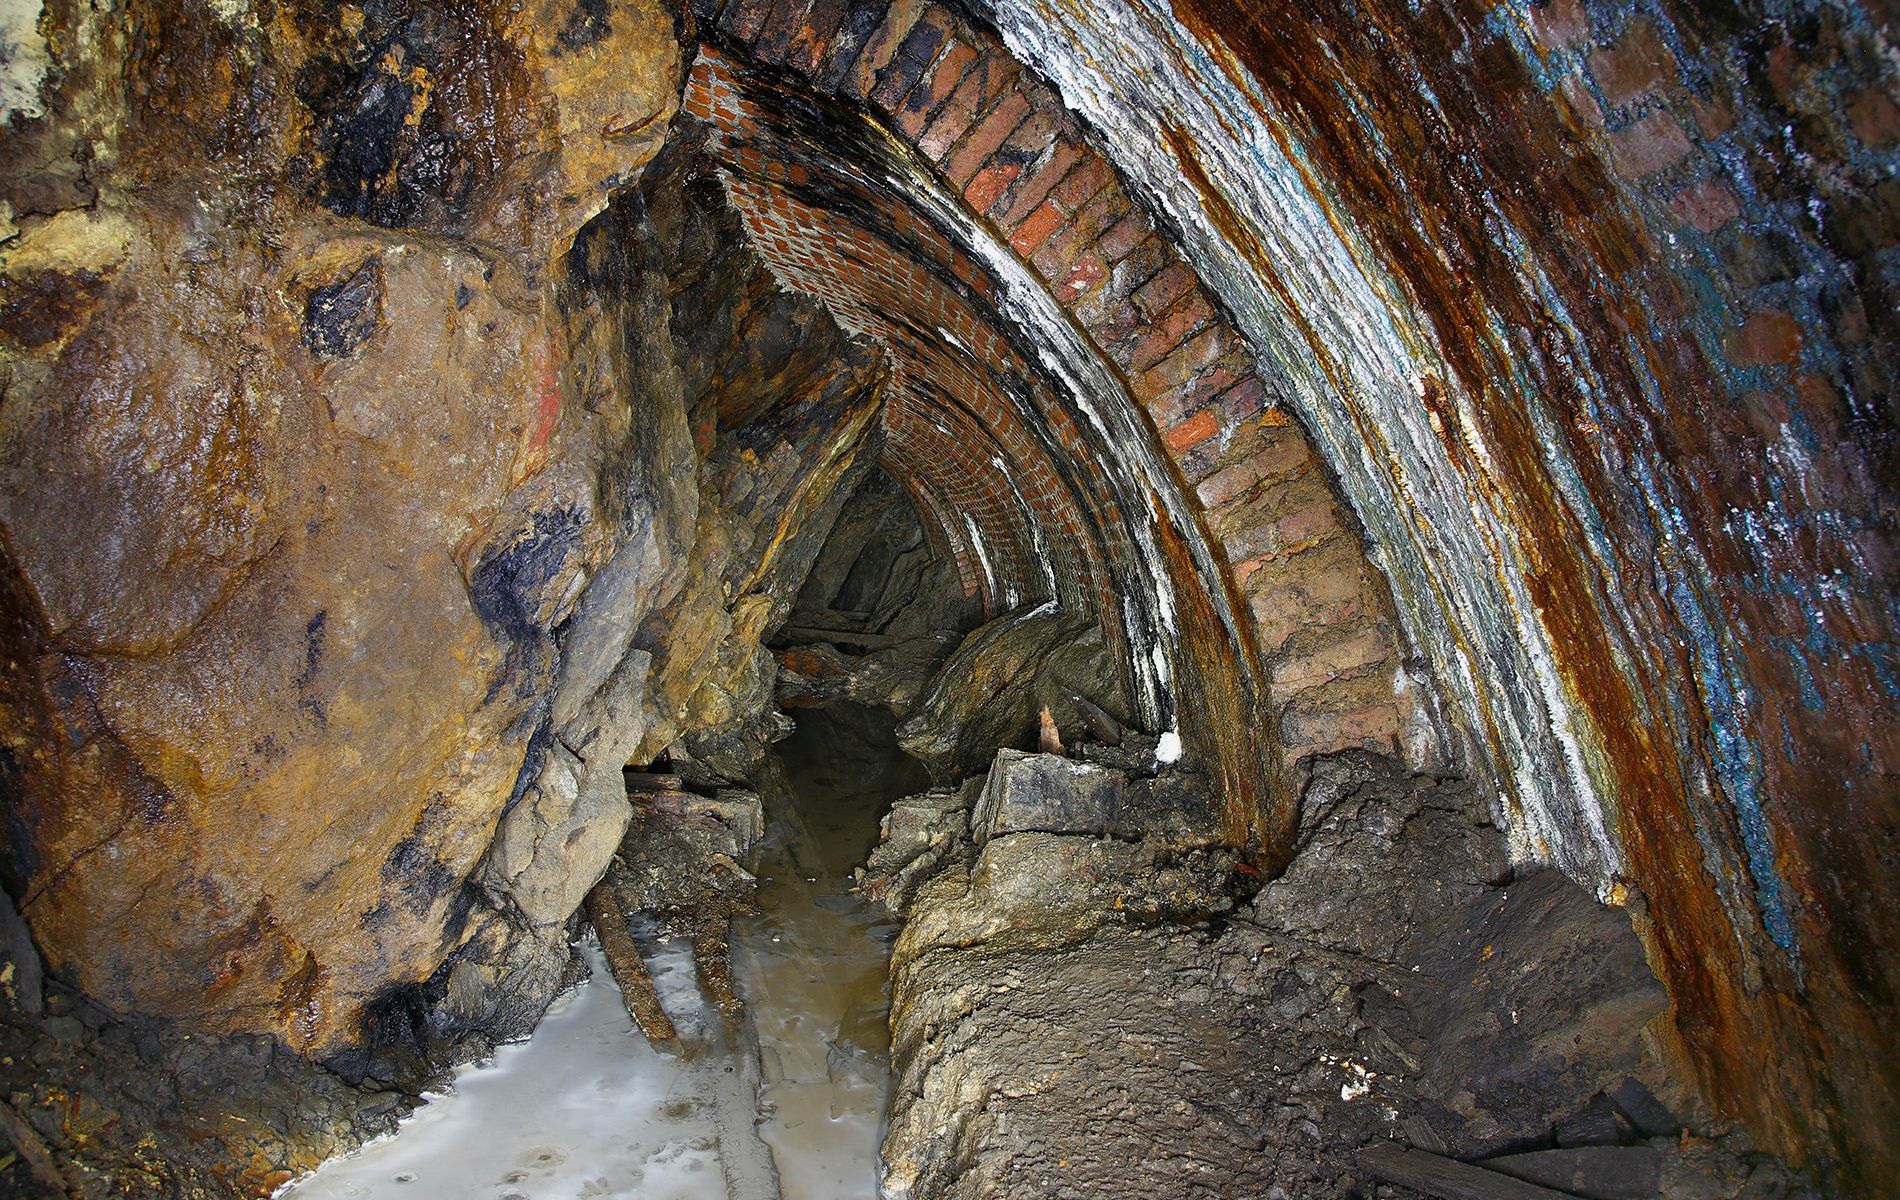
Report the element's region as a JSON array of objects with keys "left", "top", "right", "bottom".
[
  {"left": 1127, "top": 292, "right": 1214, "bottom": 373},
  {"left": 1099, "top": 213, "right": 1151, "bottom": 262},
  {"left": 1280, "top": 703, "right": 1402, "bottom": 754},
  {"left": 869, "top": 12, "right": 951, "bottom": 112},
  {"left": 1031, "top": 185, "right": 1131, "bottom": 274},
  {"left": 1611, "top": 110, "right": 1694, "bottom": 178},
  {"left": 1008, "top": 200, "right": 1063, "bottom": 256},
  {"left": 1053, "top": 156, "right": 1113, "bottom": 214},
  {"left": 1056, "top": 254, "right": 1108, "bottom": 303},
  {"left": 755, "top": 0, "right": 819, "bottom": 63},
  {"left": 899, "top": 40, "right": 976, "bottom": 131},
  {"left": 918, "top": 69, "right": 985, "bottom": 159},
  {"left": 814, "top": 0, "right": 889, "bottom": 89},
  {"left": 720, "top": 0, "right": 777, "bottom": 44},
  {"left": 1134, "top": 262, "right": 1196, "bottom": 317},
  {"left": 1847, "top": 86, "right": 1900, "bottom": 150},
  {"left": 845, "top": 0, "right": 930, "bottom": 97},
  {"left": 783, "top": 0, "right": 849, "bottom": 73},
  {"left": 1217, "top": 376, "right": 1269, "bottom": 424},
  {"left": 1269, "top": 626, "right": 1392, "bottom": 691},
  {"left": 995, "top": 141, "right": 1083, "bottom": 224},
  {"left": 1669, "top": 176, "right": 1743, "bottom": 233},
  {"left": 1589, "top": 21, "right": 1676, "bottom": 107},
  {"left": 1726, "top": 310, "right": 1803, "bottom": 367},
  {"left": 1528, "top": 0, "right": 1589, "bottom": 51}
]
